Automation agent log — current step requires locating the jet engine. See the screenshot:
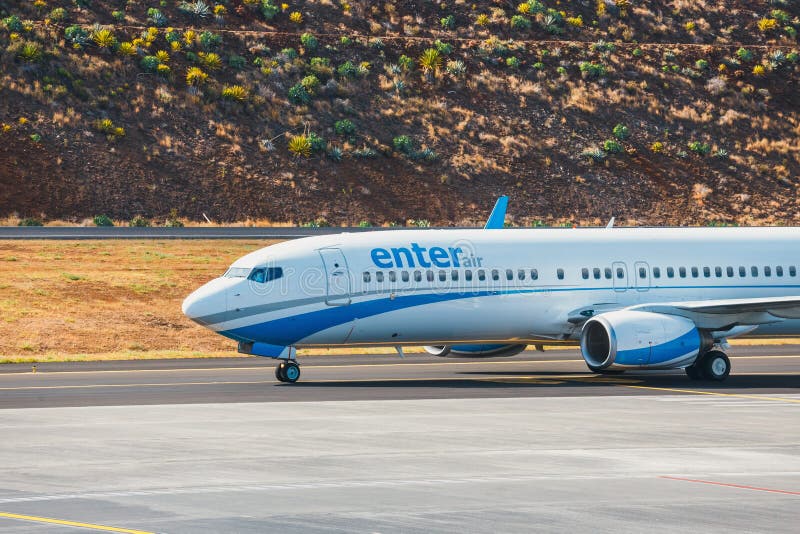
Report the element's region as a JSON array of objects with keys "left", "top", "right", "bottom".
[
  {"left": 424, "top": 344, "right": 527, "bottom": 358},
  {"left": 580, "top": 311, "right": 710, "bottom": 371}
]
